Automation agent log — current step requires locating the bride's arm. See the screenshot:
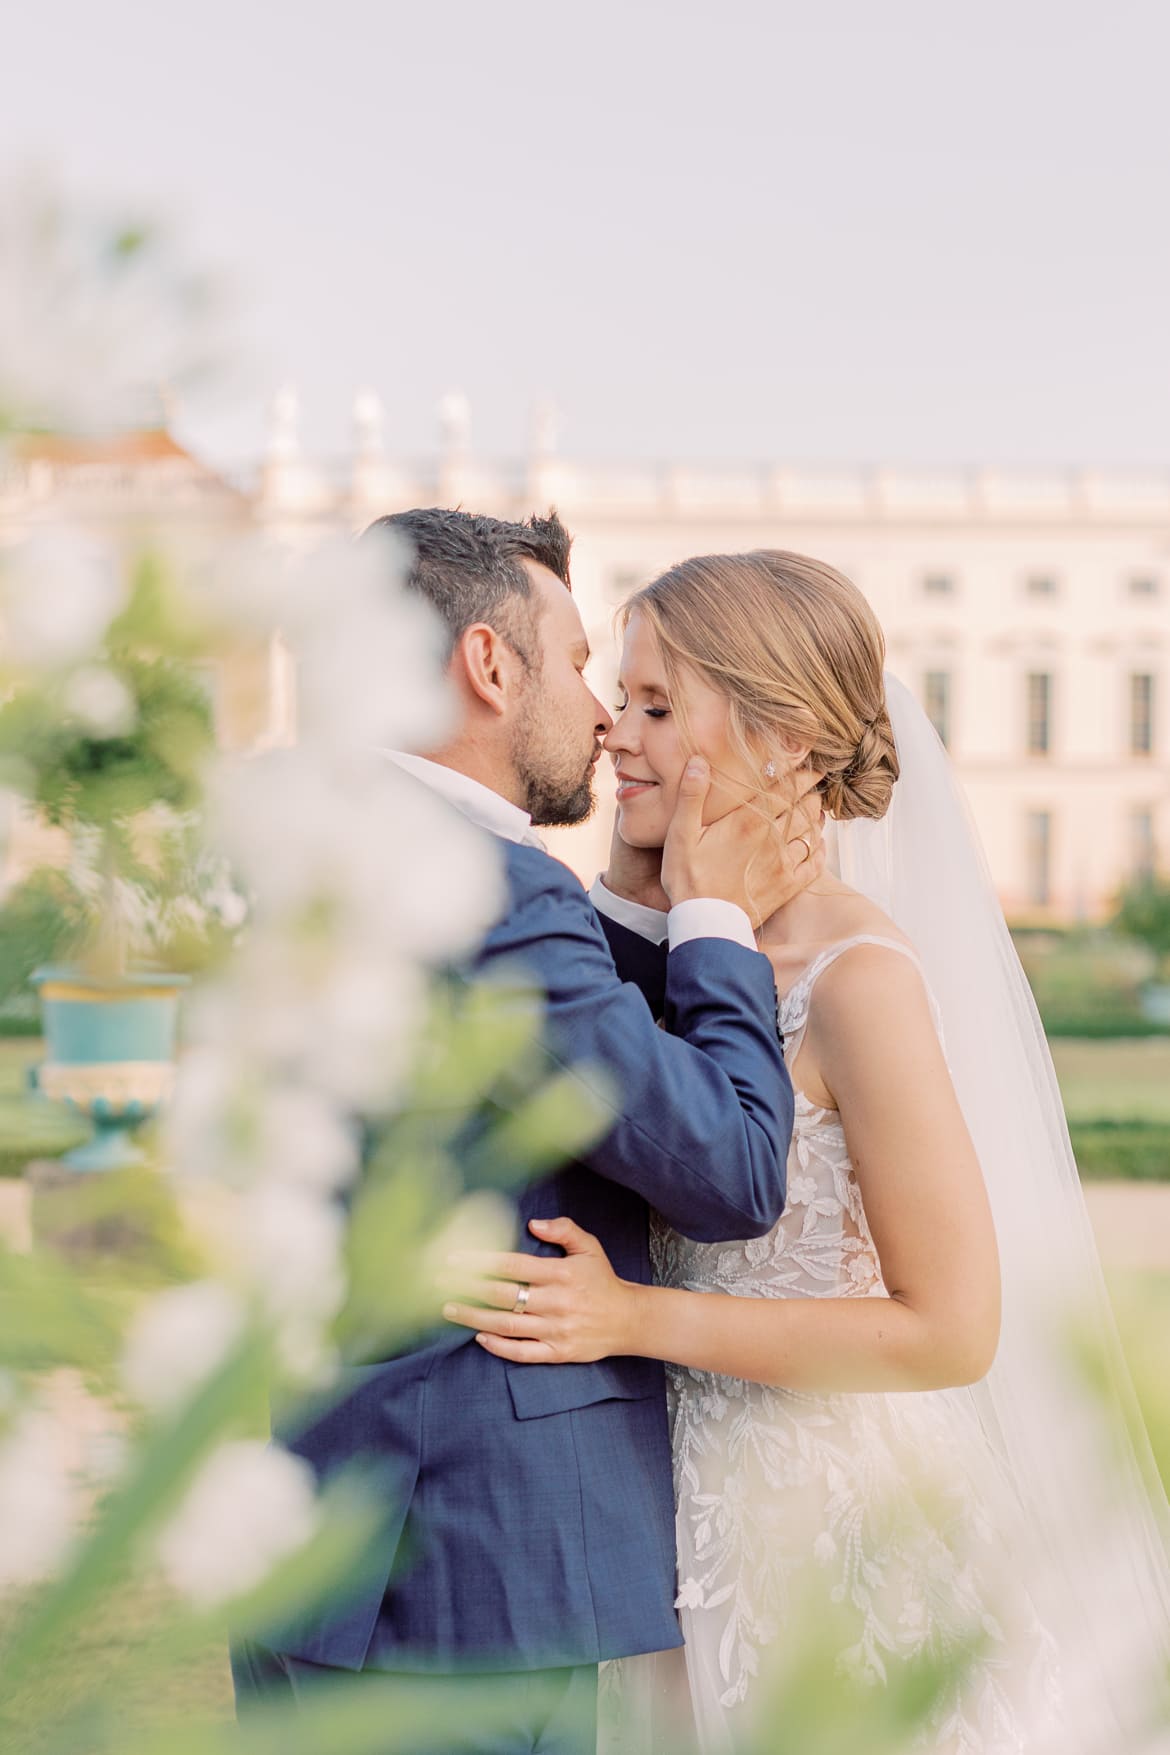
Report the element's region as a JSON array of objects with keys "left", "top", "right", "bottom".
[{"left": 440, "top": 946, "right": 1002, "bottom": 1394}]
